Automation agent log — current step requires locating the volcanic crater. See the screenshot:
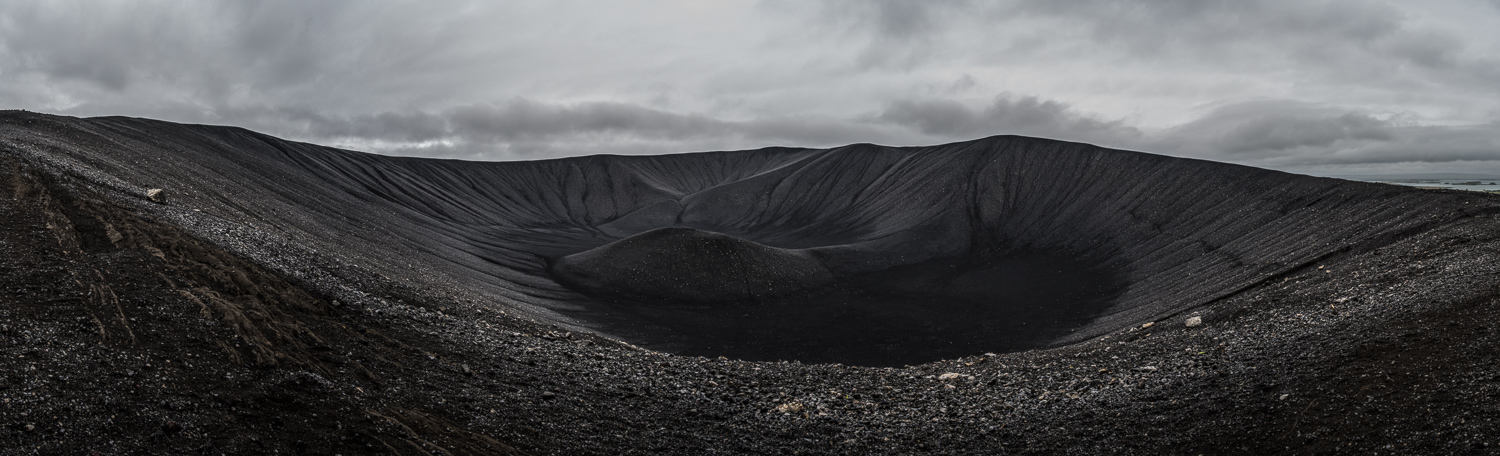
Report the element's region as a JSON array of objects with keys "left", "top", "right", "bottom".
[
  {"left": 5, "top": 111, "right": 1500, "bottom": 454},
  {"left": 60, "top": 119, "right": 1457, "bottom": 369}
]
